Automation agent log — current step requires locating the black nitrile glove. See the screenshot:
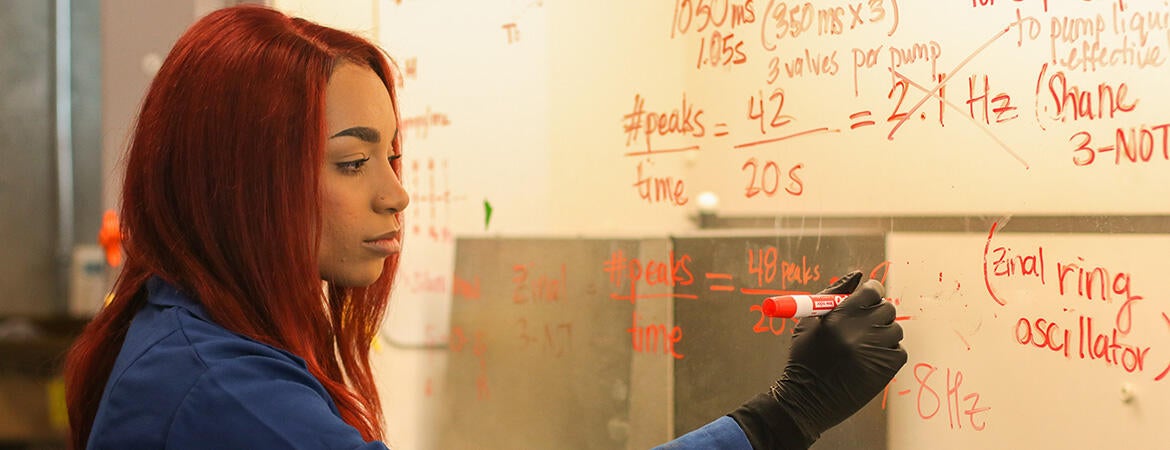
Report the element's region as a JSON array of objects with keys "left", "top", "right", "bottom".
[{"left": 729, "top": 271, "right": 908, "bottom": 450}]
